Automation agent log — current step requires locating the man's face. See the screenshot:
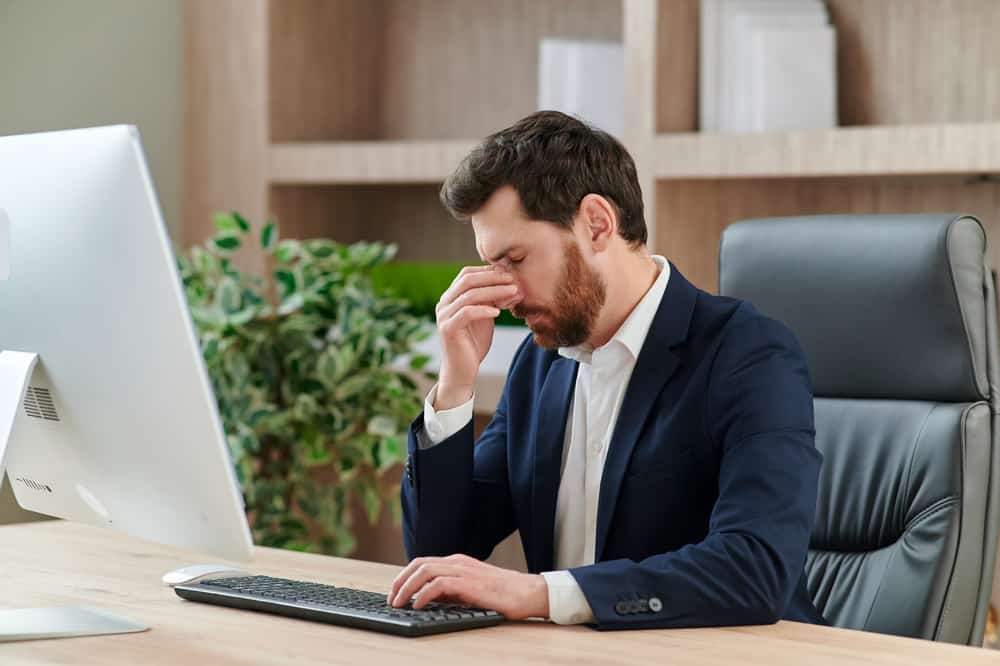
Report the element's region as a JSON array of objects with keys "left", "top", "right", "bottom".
[{"left": 471, "top": 186, "right": 606, "bottom": 350}]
